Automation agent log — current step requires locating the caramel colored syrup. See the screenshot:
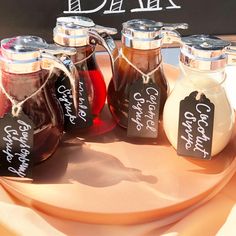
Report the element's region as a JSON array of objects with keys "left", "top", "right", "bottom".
[
  {"left": 107, "top": 46, "right": 168, "bottom": 128},
  {"left": 0, "top": 70, "right": 64, "bottom": 163}
]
